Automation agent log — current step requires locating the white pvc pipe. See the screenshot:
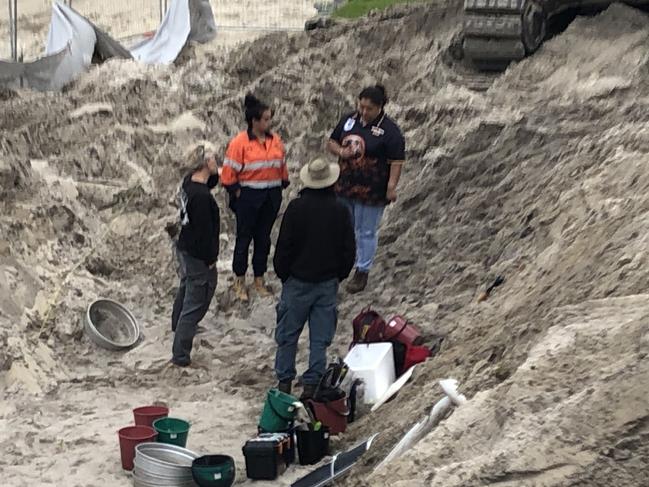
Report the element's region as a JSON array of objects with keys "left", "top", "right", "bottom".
[{"left": 372, "top": 379, "right": 466, "bottom": 474}]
